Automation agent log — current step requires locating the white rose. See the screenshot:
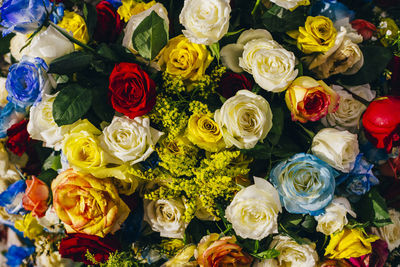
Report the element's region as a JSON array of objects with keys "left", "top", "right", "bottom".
[
  {"left": 144, "top": 198, "right": 188, "bottom": 239},
  {"left": 270, "top": 0, "right": 309, "bottom": 10},
  {"left": 321, "top": 84, "right": 376, "bottom": 133},
  {"left": 334, "top": 17, "right": 363, "bottom": 44},
  {"left": 214, "top": 90, "right": 273, "bottom": 149},
  {"left": 37, "top": 206, "right": 63, "bottom": 233},
  {"left": 27, "top": 94, "right": 70, "bottom": 151},
  {"left": 99, "top": 116, "right": 163, "bottom": 165},
  {"left": 122, "top": 3, "right": 169, "bottom": 53},
  {"left": 270, "top": 235, "right": 319, "bottom": 266},
  {"left": 0, "top": 143, "right": 21, "bottom": 193},
  {"left": 311, "top": 128, "right": 359, "bottom": 172},
  {"left": 250, "top": 47, "right": 298, "bottom": 92},
  {"left": 179, "top": 0, "right": 231, "bottom": 45},
  {"left": 10, "top": 33, "right": 29, "bottom": 61},
  {"left": 239, "top": 39, "right": 281, "bottom": 74},
  {"left": 315, "top": 197, "right": 356, "bottom": 235},
  {"left": 0, "top": 77, "right": 8, "bottom": 107},
  {"left": 25, "top": 25, "right": 74, "bottom": 65},
  {"left": 225, "top": 177, "right": 281, "bottom": 240},
  {"left": 372, "top": 209, "right": 400, "bottom": 251},
  {"left": 221, "top": 29, "right": 274, "bottom": 73},
  {"left": 252, "top": 259, "right": 279, "bottom": 267}
]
